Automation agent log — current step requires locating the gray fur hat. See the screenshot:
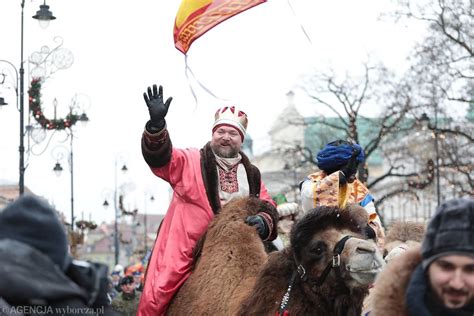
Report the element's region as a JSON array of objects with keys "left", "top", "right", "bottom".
[{"left": 421, "top": 197, "right": 474, "bottom": 270}]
